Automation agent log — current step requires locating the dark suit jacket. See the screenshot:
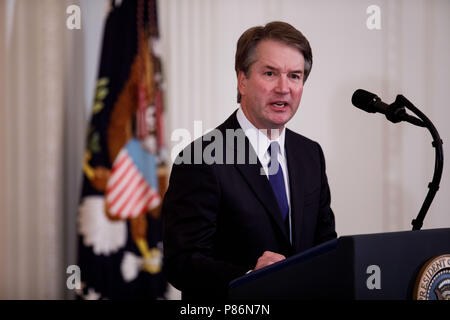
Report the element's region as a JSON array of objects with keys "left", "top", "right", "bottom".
[{"left": 162, "top": 111, "right": 337, "bottom": 299}]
